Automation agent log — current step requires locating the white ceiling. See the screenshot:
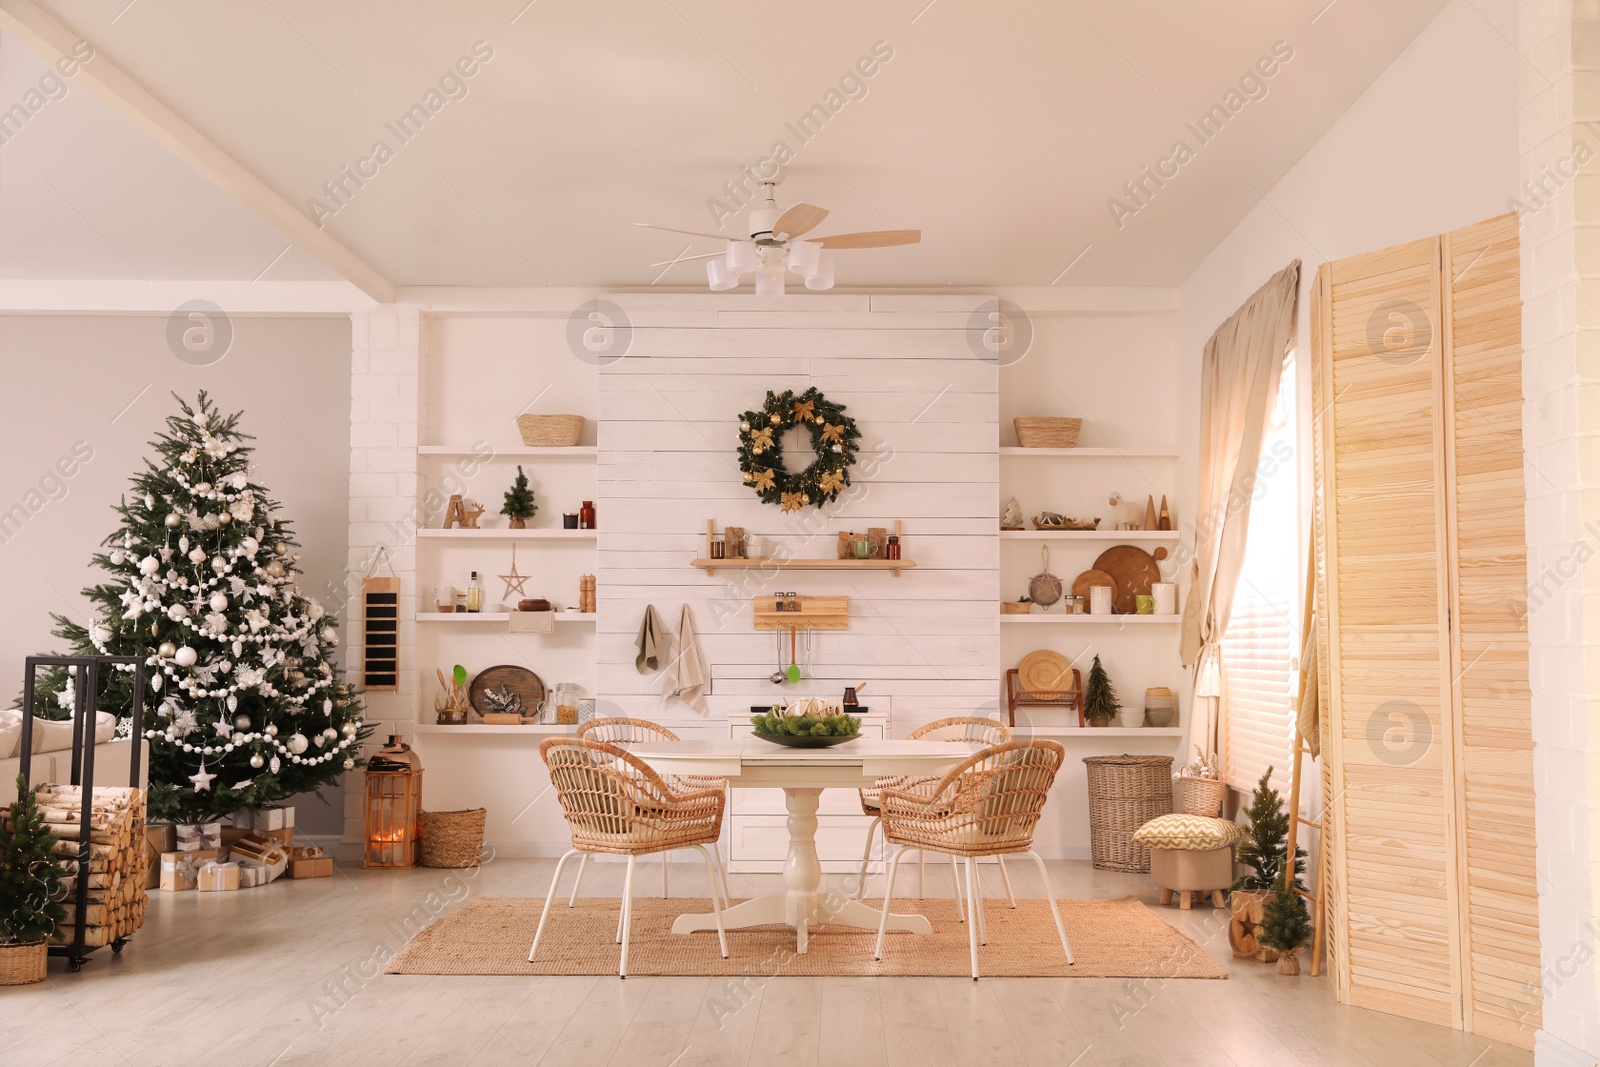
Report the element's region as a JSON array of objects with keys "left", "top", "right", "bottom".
[{"left": 0, "top": 0, "right": 1457, "bottom": 289}]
